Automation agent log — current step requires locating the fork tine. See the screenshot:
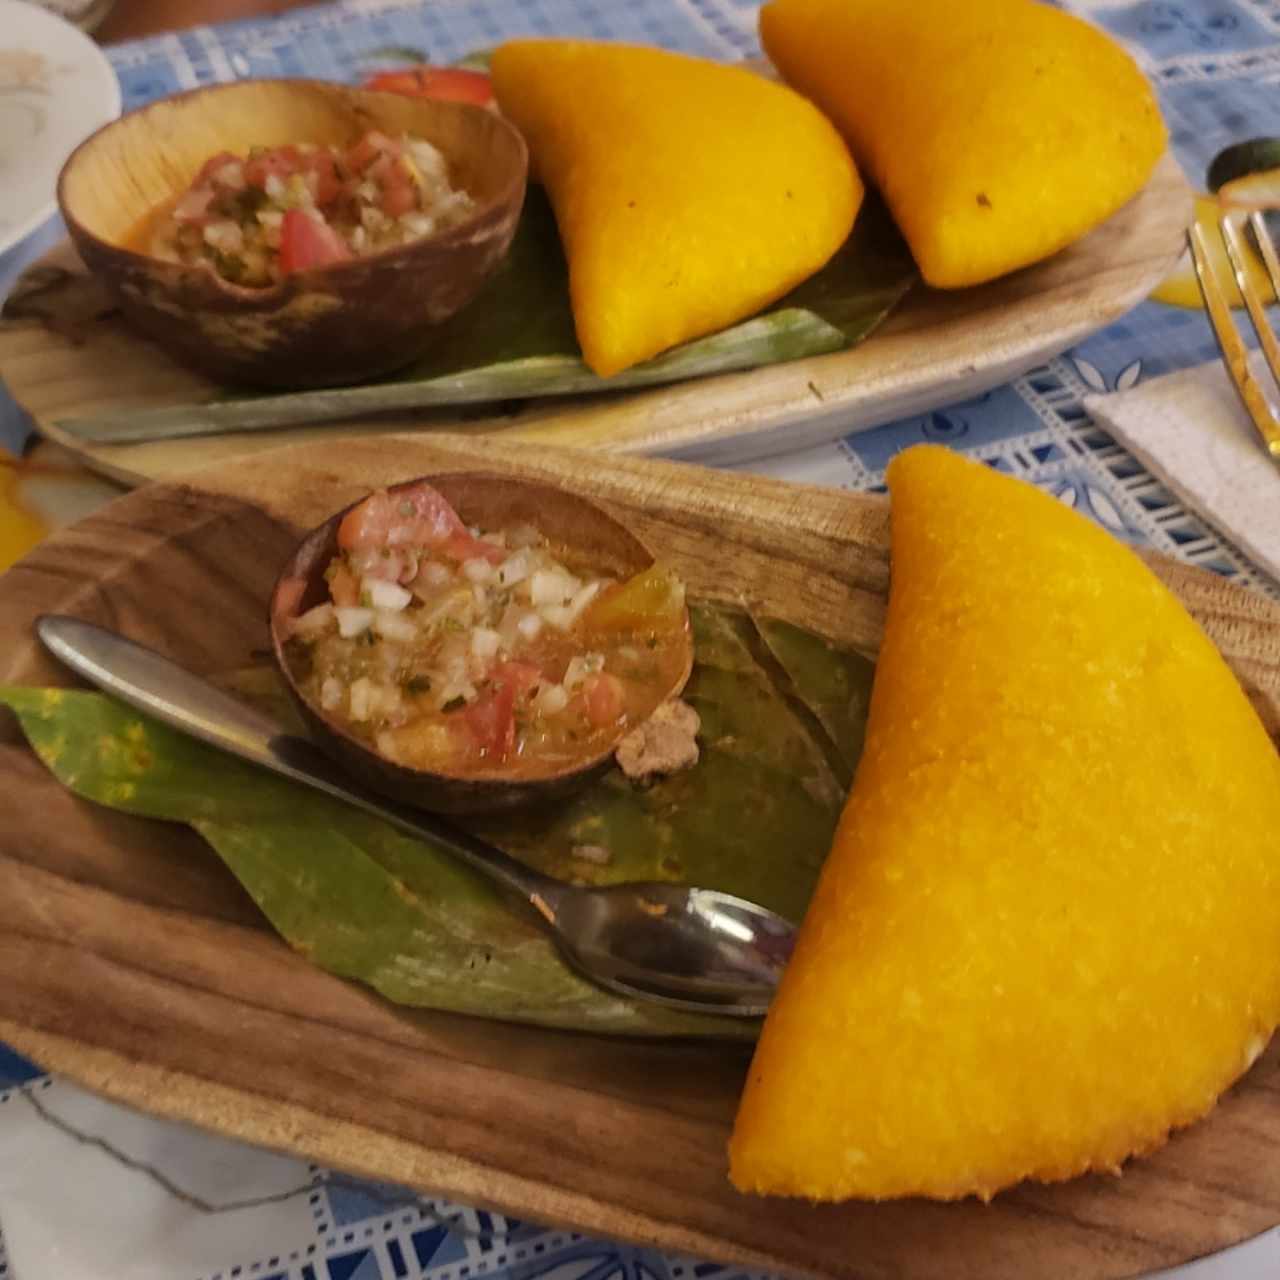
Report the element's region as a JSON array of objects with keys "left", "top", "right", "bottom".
[
  {"left": 1248, "top": 209, "right": 1280, "bottom": 303},
  {"left": 1220, "top": 213, "right": 1280, "bottom": 446},
  {"left": 1189, "top": 218, "right": 1280, "bottom": 461}
]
